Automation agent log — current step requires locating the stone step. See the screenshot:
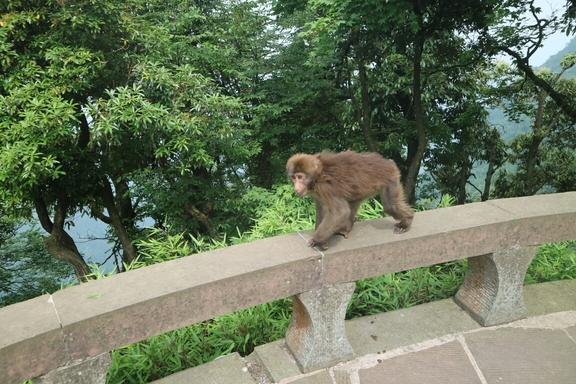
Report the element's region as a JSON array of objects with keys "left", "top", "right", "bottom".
[{"left": 148, "top": 353, "right": 254, "bottom": 384}]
